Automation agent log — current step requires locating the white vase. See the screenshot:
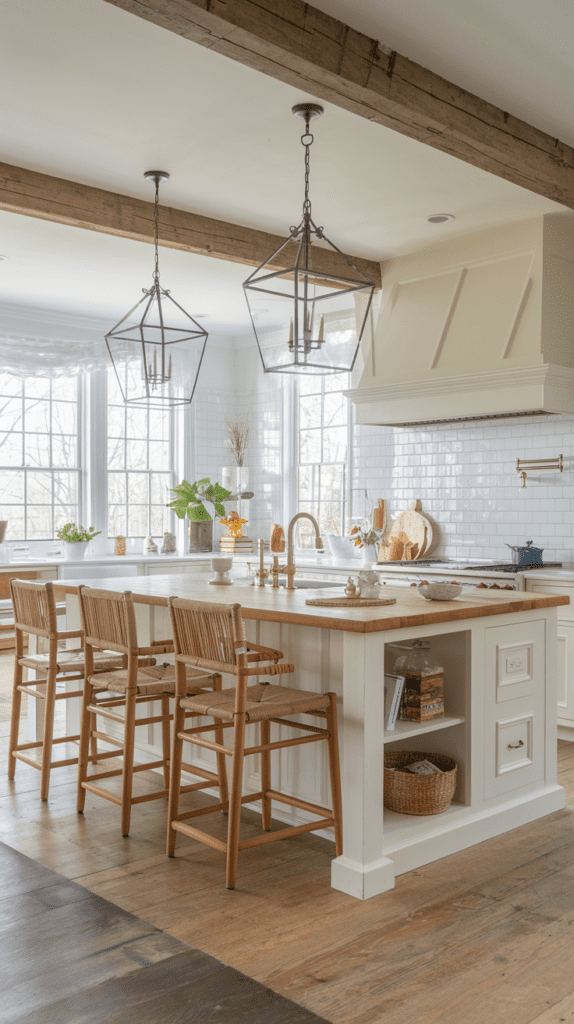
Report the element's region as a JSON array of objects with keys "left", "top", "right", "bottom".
[
  {"left": 363, "top": 544, "right": 379, "bottom": 565},
  {"left": 63, "top": 541, "right": 89, "bottom": 561}
]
